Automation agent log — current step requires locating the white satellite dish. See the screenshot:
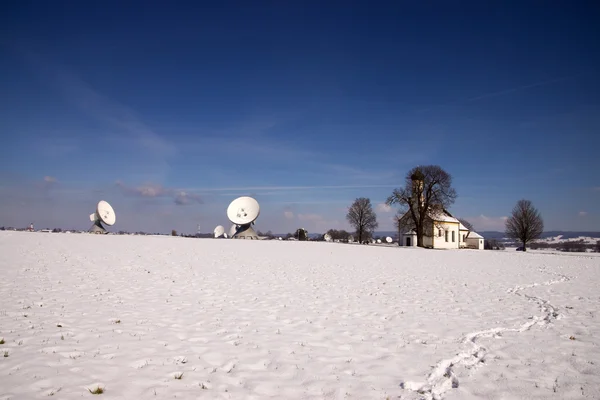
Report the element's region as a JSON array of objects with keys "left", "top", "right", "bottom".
[
  {"left": 324, "top": 233, "right": 332, "bottom": 242},
  {"left": 214, "top": 225, "right": 225, "bottom": 238},
  {"left": 377, "top": 239, "right": 382, "bottom": 244},
  {"left": 226, "top": 196, "right": 260, "bottom": 239},
  {"left": 89, "top": 200, "right": 116, "bottom": 234},
  {"left": 224, "top": 233, "right": 228, "bottom": 238},
  {"left": 386, "top": 236, "right": 393, "bottom": 243},
  {"left": 229, "top": 224, "right": 238, "bottom": 238}
]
